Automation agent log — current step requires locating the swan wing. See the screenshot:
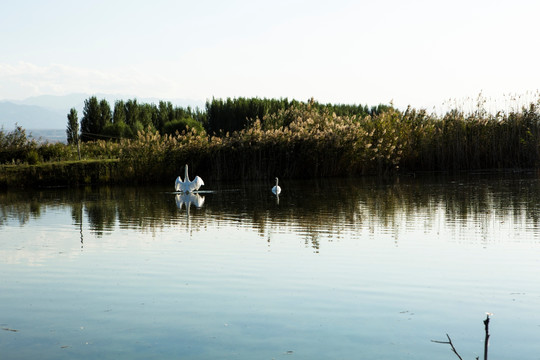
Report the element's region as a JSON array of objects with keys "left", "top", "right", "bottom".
[
  {"left": 191, "top": 176, "right": 204, "bottom": 191},
  {"left": 175, "top": 176, "right": 183, "bottom": 191}
]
